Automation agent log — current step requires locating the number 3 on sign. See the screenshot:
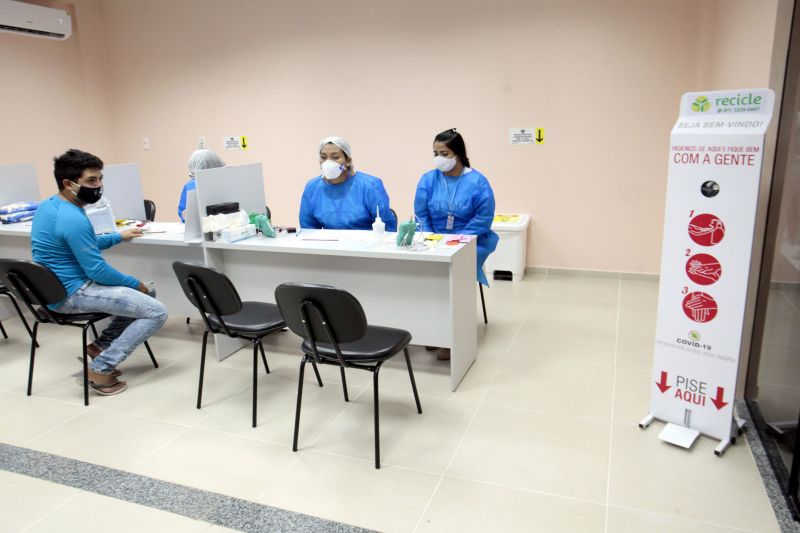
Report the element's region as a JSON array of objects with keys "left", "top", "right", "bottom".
[{"left": 681, "top": 286, "right": 688, "bottom": 294}]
